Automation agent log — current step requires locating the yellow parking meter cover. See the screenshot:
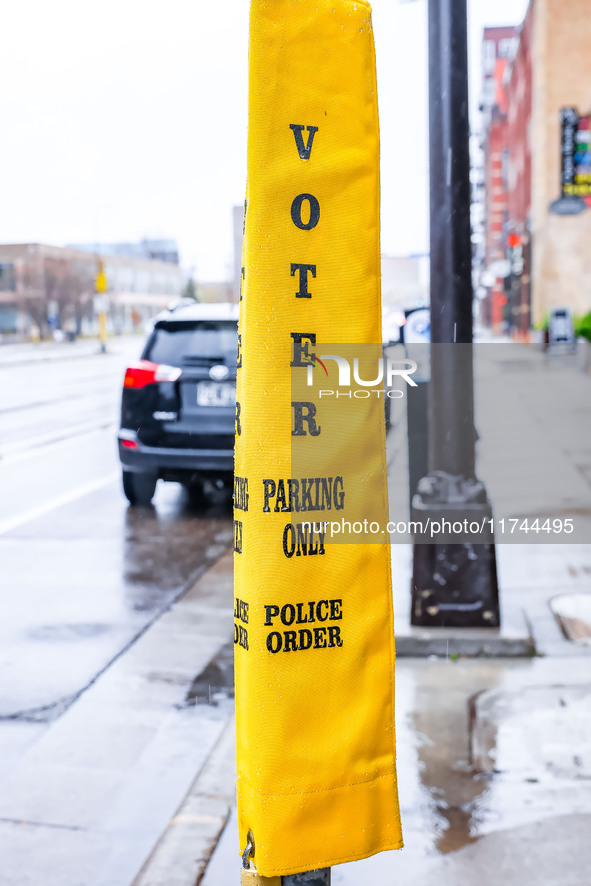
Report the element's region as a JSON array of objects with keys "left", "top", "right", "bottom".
[{"left": 234, "top": 0, "right": 403, "bottom": 876}]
